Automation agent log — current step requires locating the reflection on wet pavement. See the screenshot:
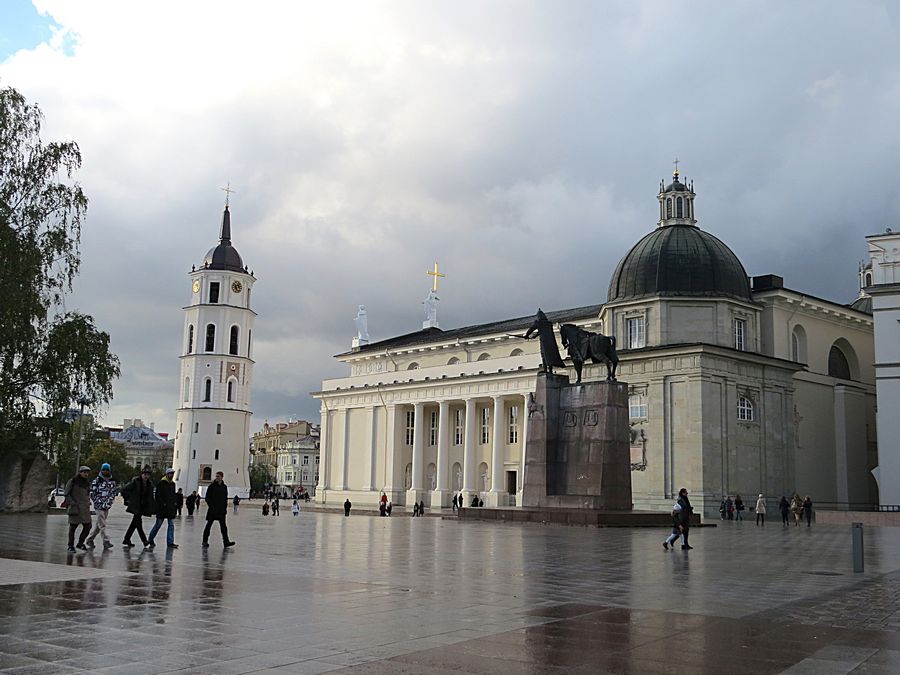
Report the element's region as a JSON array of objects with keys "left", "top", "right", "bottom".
[{"left": 1, "top": 509, "right": 900, "bottom": 673}]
